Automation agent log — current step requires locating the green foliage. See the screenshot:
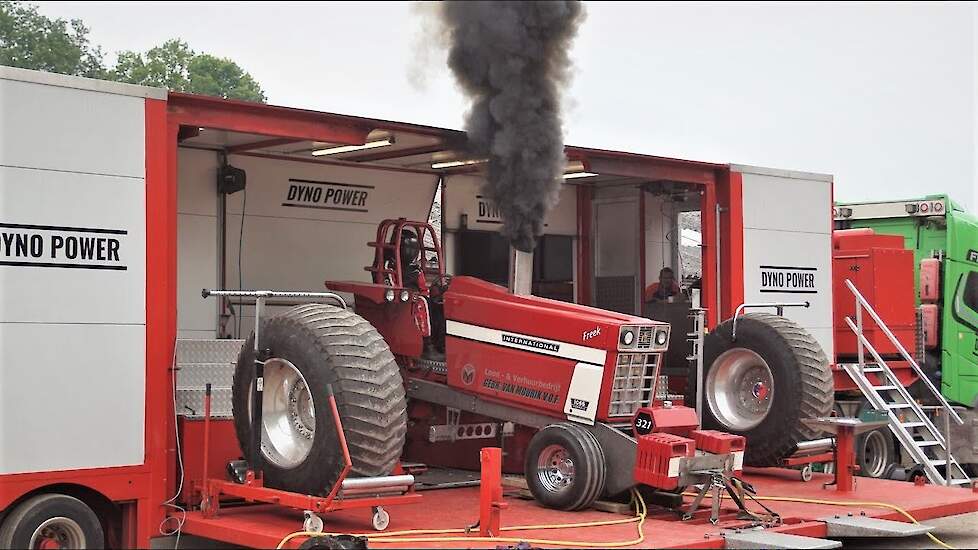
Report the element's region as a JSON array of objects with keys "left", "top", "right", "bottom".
[
  {"left": 113, "top": 39, "right": 266, "bottom": 102},
  {"left": 0, "top": 0, "right": 105, "bottom": 77},
  {"left": 1, "top": 2, "right": 266, "bottom": 102}
]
